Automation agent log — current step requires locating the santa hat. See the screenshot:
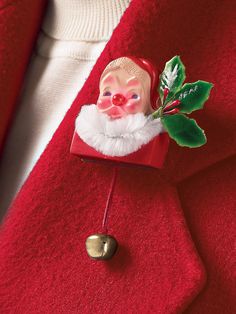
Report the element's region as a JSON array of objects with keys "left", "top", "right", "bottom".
[
  {"left": 100, "top": 56, "right": 159, "bottom": 110},
  {"left": 126, "top": 56, "right": 159, "bottom": 110}
]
